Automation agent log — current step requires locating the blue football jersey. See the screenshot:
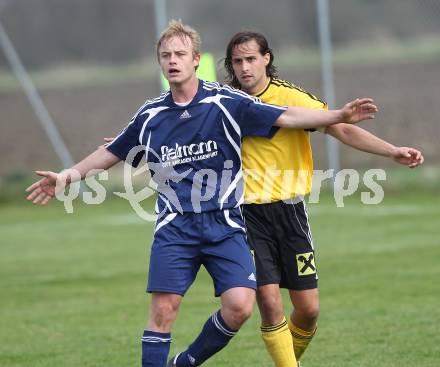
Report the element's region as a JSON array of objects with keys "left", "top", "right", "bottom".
[{"left": 106, "top": 80, "right": 286, "bottom": 214}]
